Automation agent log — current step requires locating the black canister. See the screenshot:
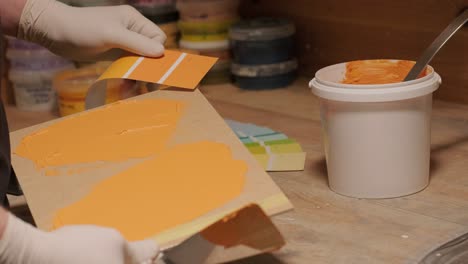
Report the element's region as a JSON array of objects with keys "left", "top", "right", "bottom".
[{"left": 229, "top": 18, "right": 295, "bottom": 65}]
